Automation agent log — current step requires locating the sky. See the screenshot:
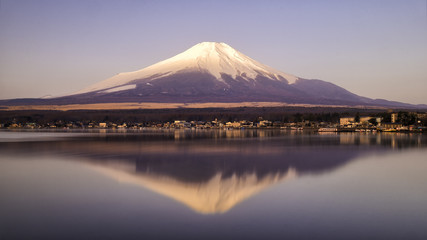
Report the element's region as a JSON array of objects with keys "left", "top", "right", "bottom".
[{"left": 0, "top": 0, "right": 426, "bottom": 104}]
